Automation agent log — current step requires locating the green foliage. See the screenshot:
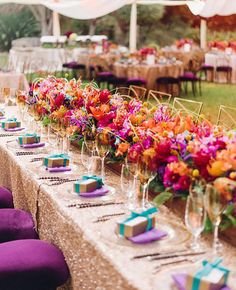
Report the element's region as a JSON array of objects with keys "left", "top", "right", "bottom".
[
  {"left": 153, "top": 191, "right": 173, "bottom": 207},
  {"left": 0, "top": 8, "right": 40, "bottom": 51},
  {"left": 207, "top": 30, "right": 236, "bottom": 42}
]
